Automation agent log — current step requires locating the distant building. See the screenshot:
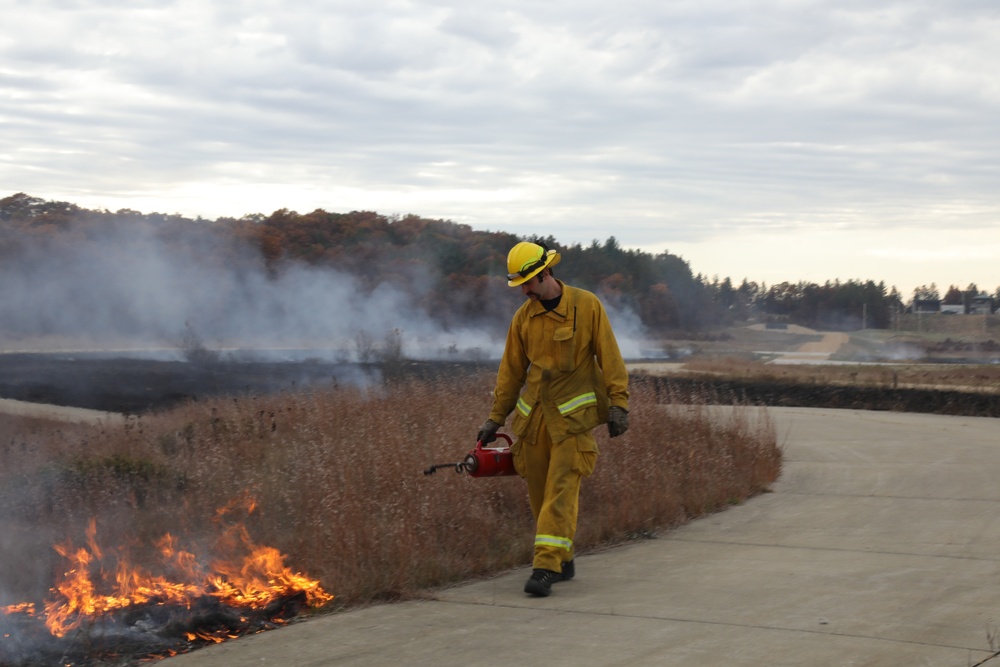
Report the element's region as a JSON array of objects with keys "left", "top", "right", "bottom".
[
  {"left": 910, "top": 298, "right": 941, "bottom": 314},
  {"left": 968, "top": 293, "right": 995, "bottom": 315},
  {"left": 940, "top": 304, "right": 964, "bottom": 315}
]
